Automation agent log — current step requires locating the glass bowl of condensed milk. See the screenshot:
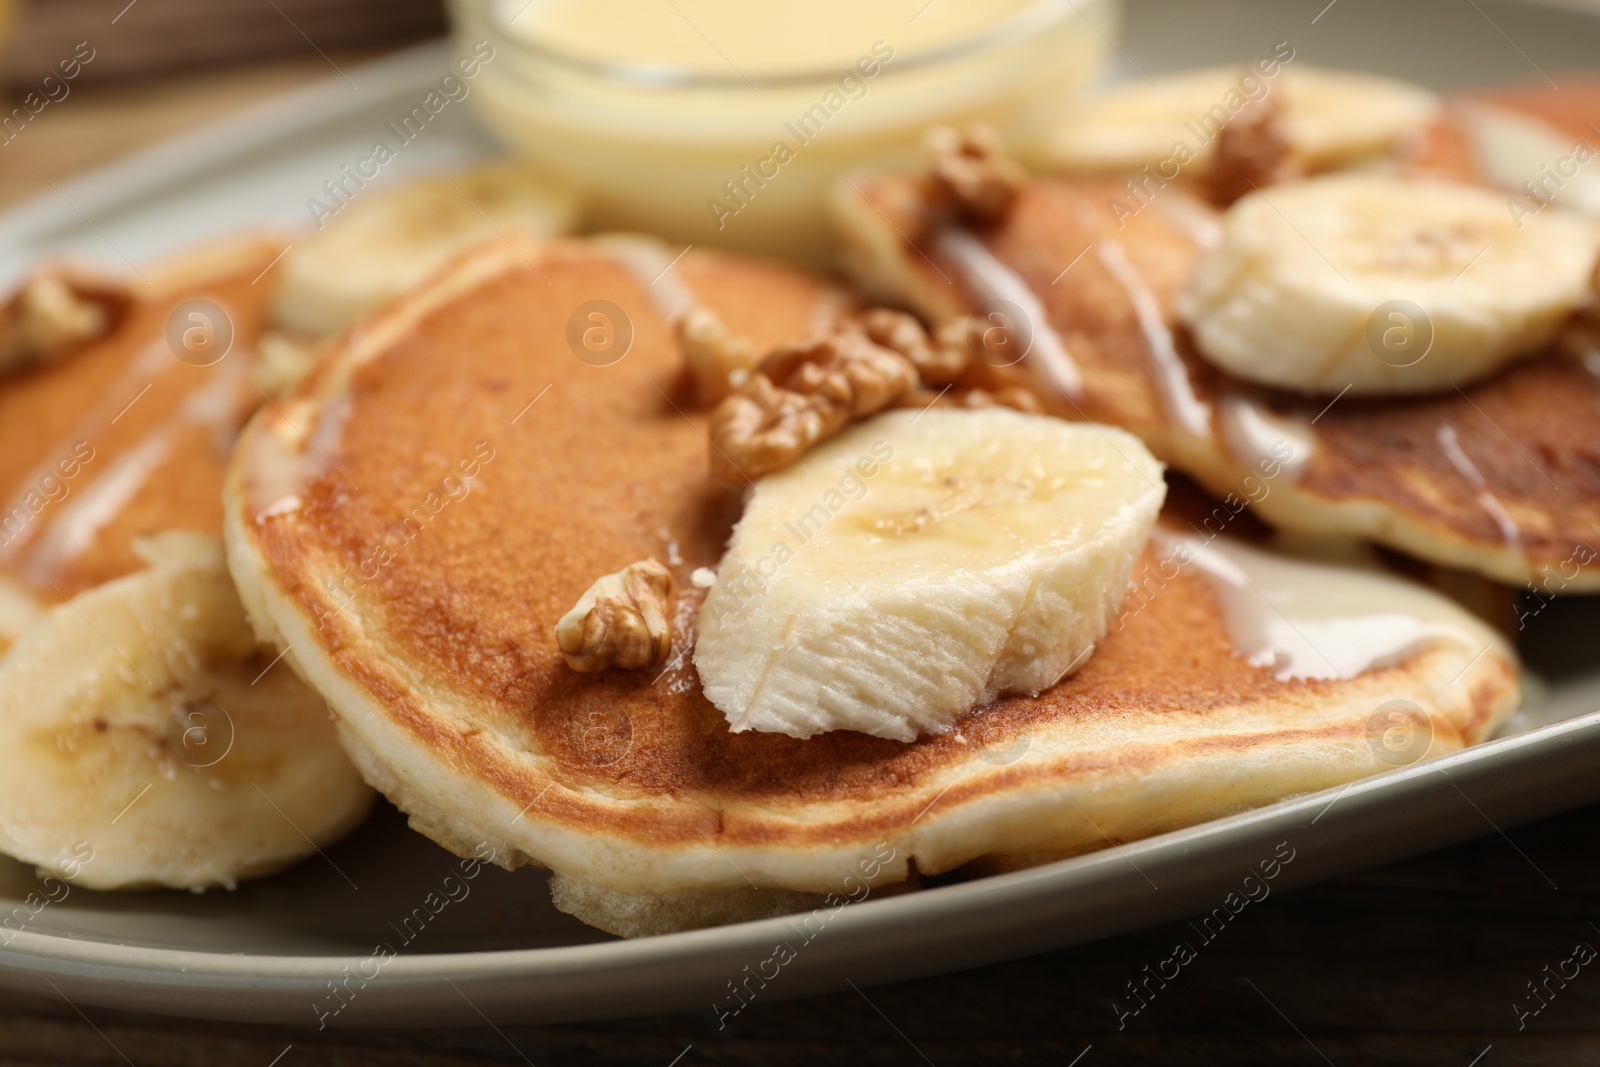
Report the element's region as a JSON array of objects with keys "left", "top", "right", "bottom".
[{"left": 449, "top": 0, "right": 1118, "bottom": 260}]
